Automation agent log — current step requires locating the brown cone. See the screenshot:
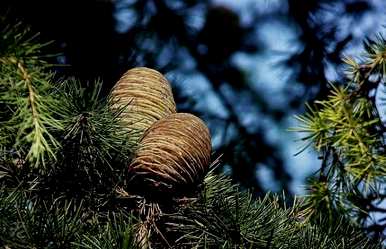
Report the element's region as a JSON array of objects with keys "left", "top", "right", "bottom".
[
  {"left": 130, "top": 113, "right": 211, "bottom": 192},
  {"left": 110, "top": 67, "right": 176, "bottom": 144}
]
